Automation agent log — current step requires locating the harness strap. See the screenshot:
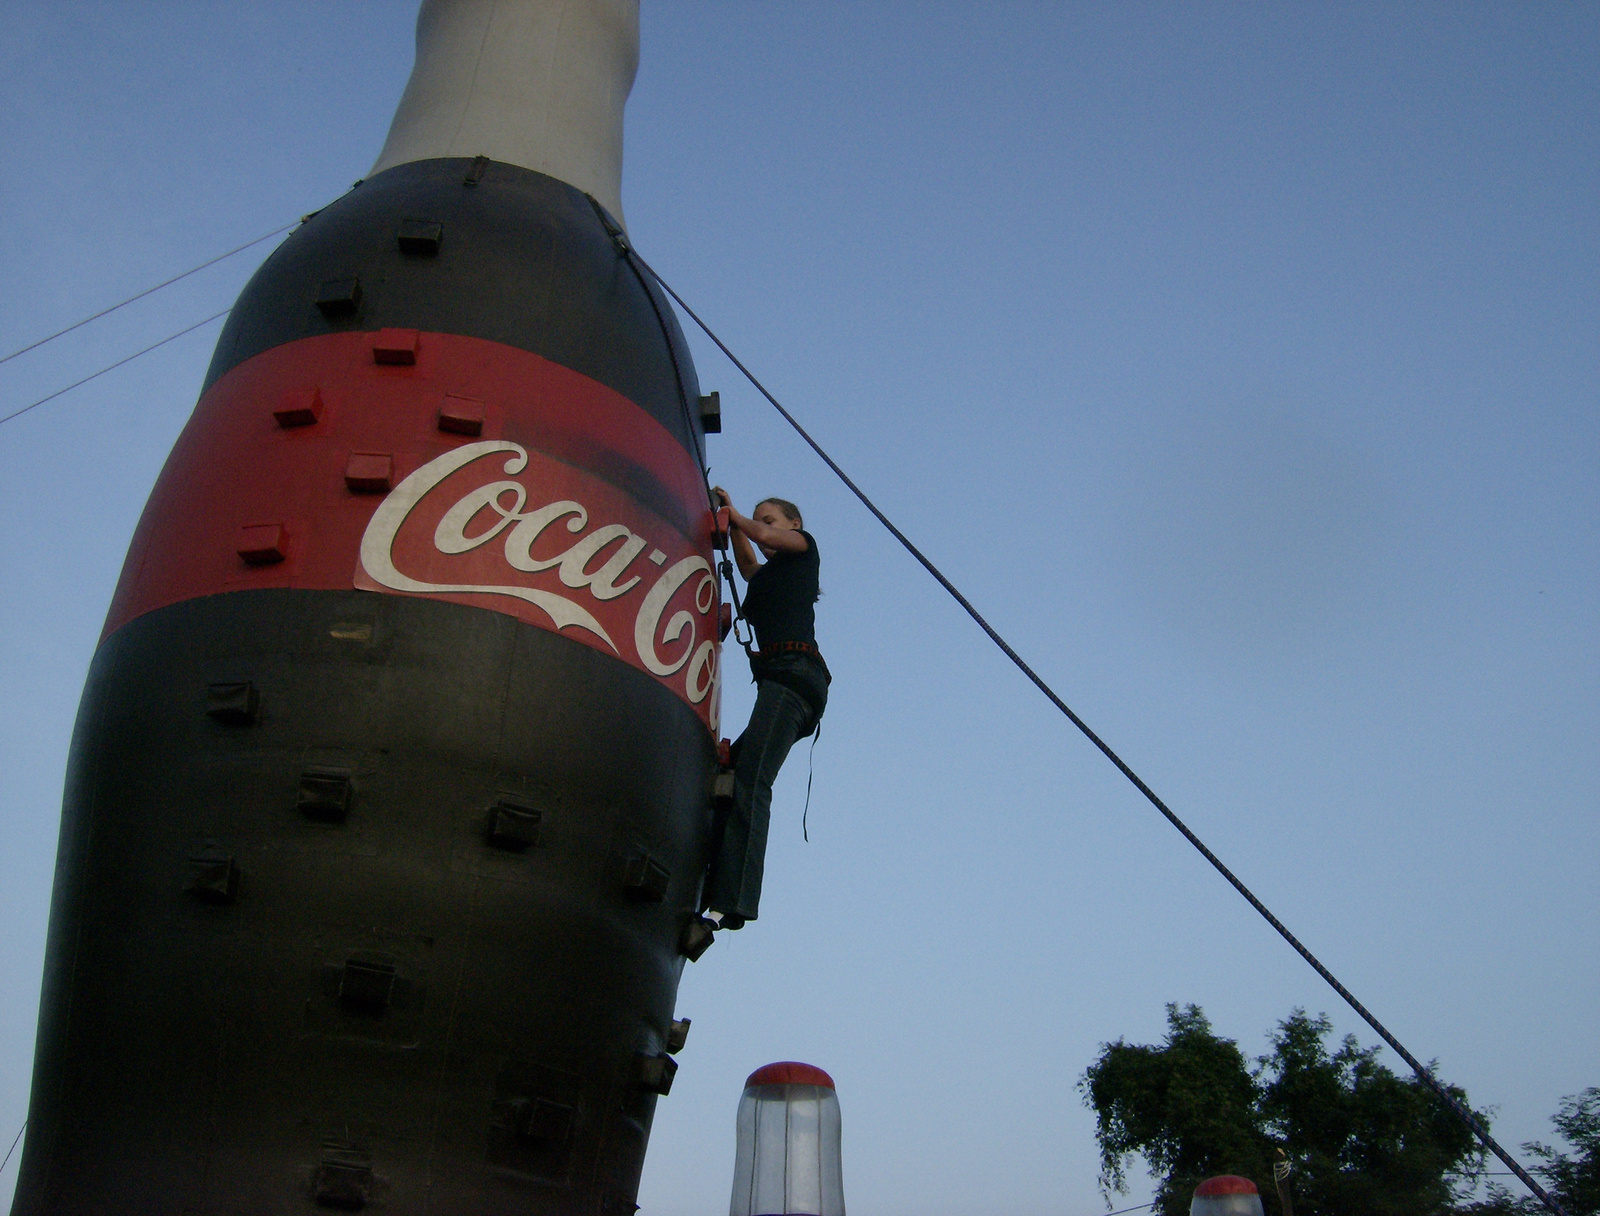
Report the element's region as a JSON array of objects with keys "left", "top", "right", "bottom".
[{"left": 802, "top": 719, "right": 821, "bottom": 843}]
